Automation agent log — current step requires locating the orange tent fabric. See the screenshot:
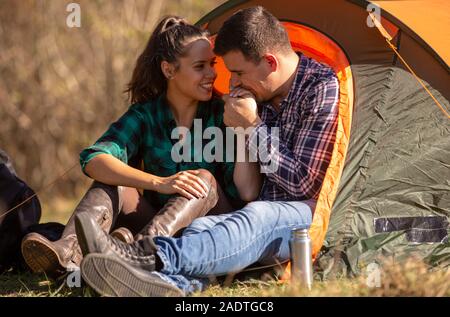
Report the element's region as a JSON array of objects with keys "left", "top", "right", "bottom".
[{"left": 372, "top": 0, "right": 450, "bottom": 66}]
